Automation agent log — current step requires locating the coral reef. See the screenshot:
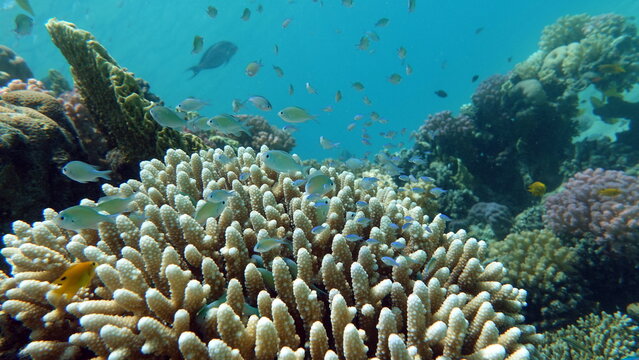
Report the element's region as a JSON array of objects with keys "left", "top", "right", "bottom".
[
  {"left": 413, "top": 110, "right": 475, "bottom": 159},
  {"left": 0, "top": 97, "right": 97, "bottom": 241},
  {"left": 543, "top": 168, "right": 639, "bottom": 256},
  {"left": 0, "top": 45, "right": 33, "bottom": 86},
  {"left": 489, "top": 230, "right": 584, "bottom": 330},
  {"left": 1, "top": 146, "right": 542, "bottom": 359},
  {"left": 536, "top": 311, "right": 639, "bottom": 359},
  {"left": 510, "top": 205, "right": 545, "bottom": 233},
  {"left": 45, "top": 19, "right": 205, "bottom": 181},
  {"left": 451, "top": 202, "right": 513, "bottom": 241}
]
